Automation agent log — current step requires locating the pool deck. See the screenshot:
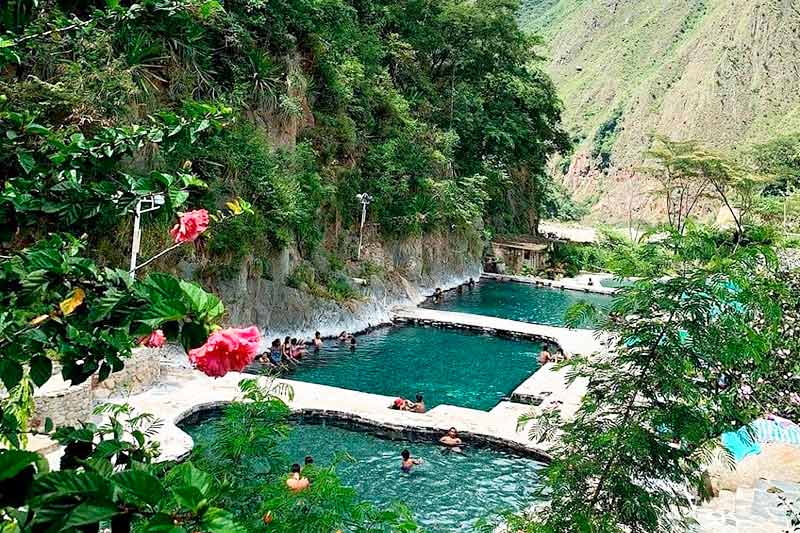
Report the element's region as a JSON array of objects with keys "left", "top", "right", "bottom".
[
  {"left": 106, "top": 365, "right": 568, "bottom": 465},
  {"left": 481, "top": 272, "right": 618, "bottom": 295},
  {"left": 90, "top": 309, "right": 607, "bottom": 468}
]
